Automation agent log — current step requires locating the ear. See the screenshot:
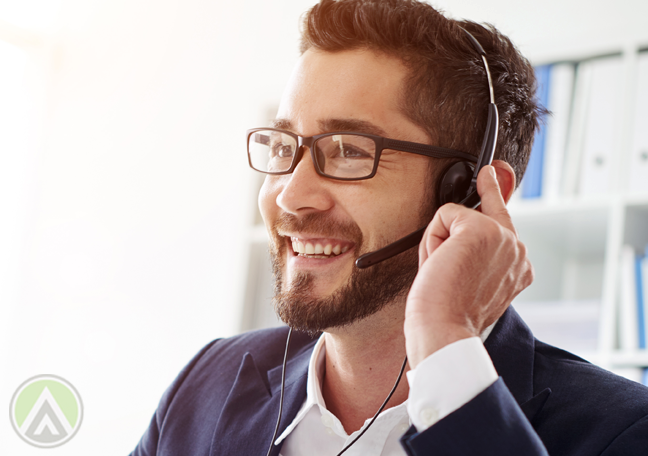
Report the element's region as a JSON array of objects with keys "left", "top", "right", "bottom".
[{"left": 490, "top": 160, "right": 516, "bottom": 204}]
